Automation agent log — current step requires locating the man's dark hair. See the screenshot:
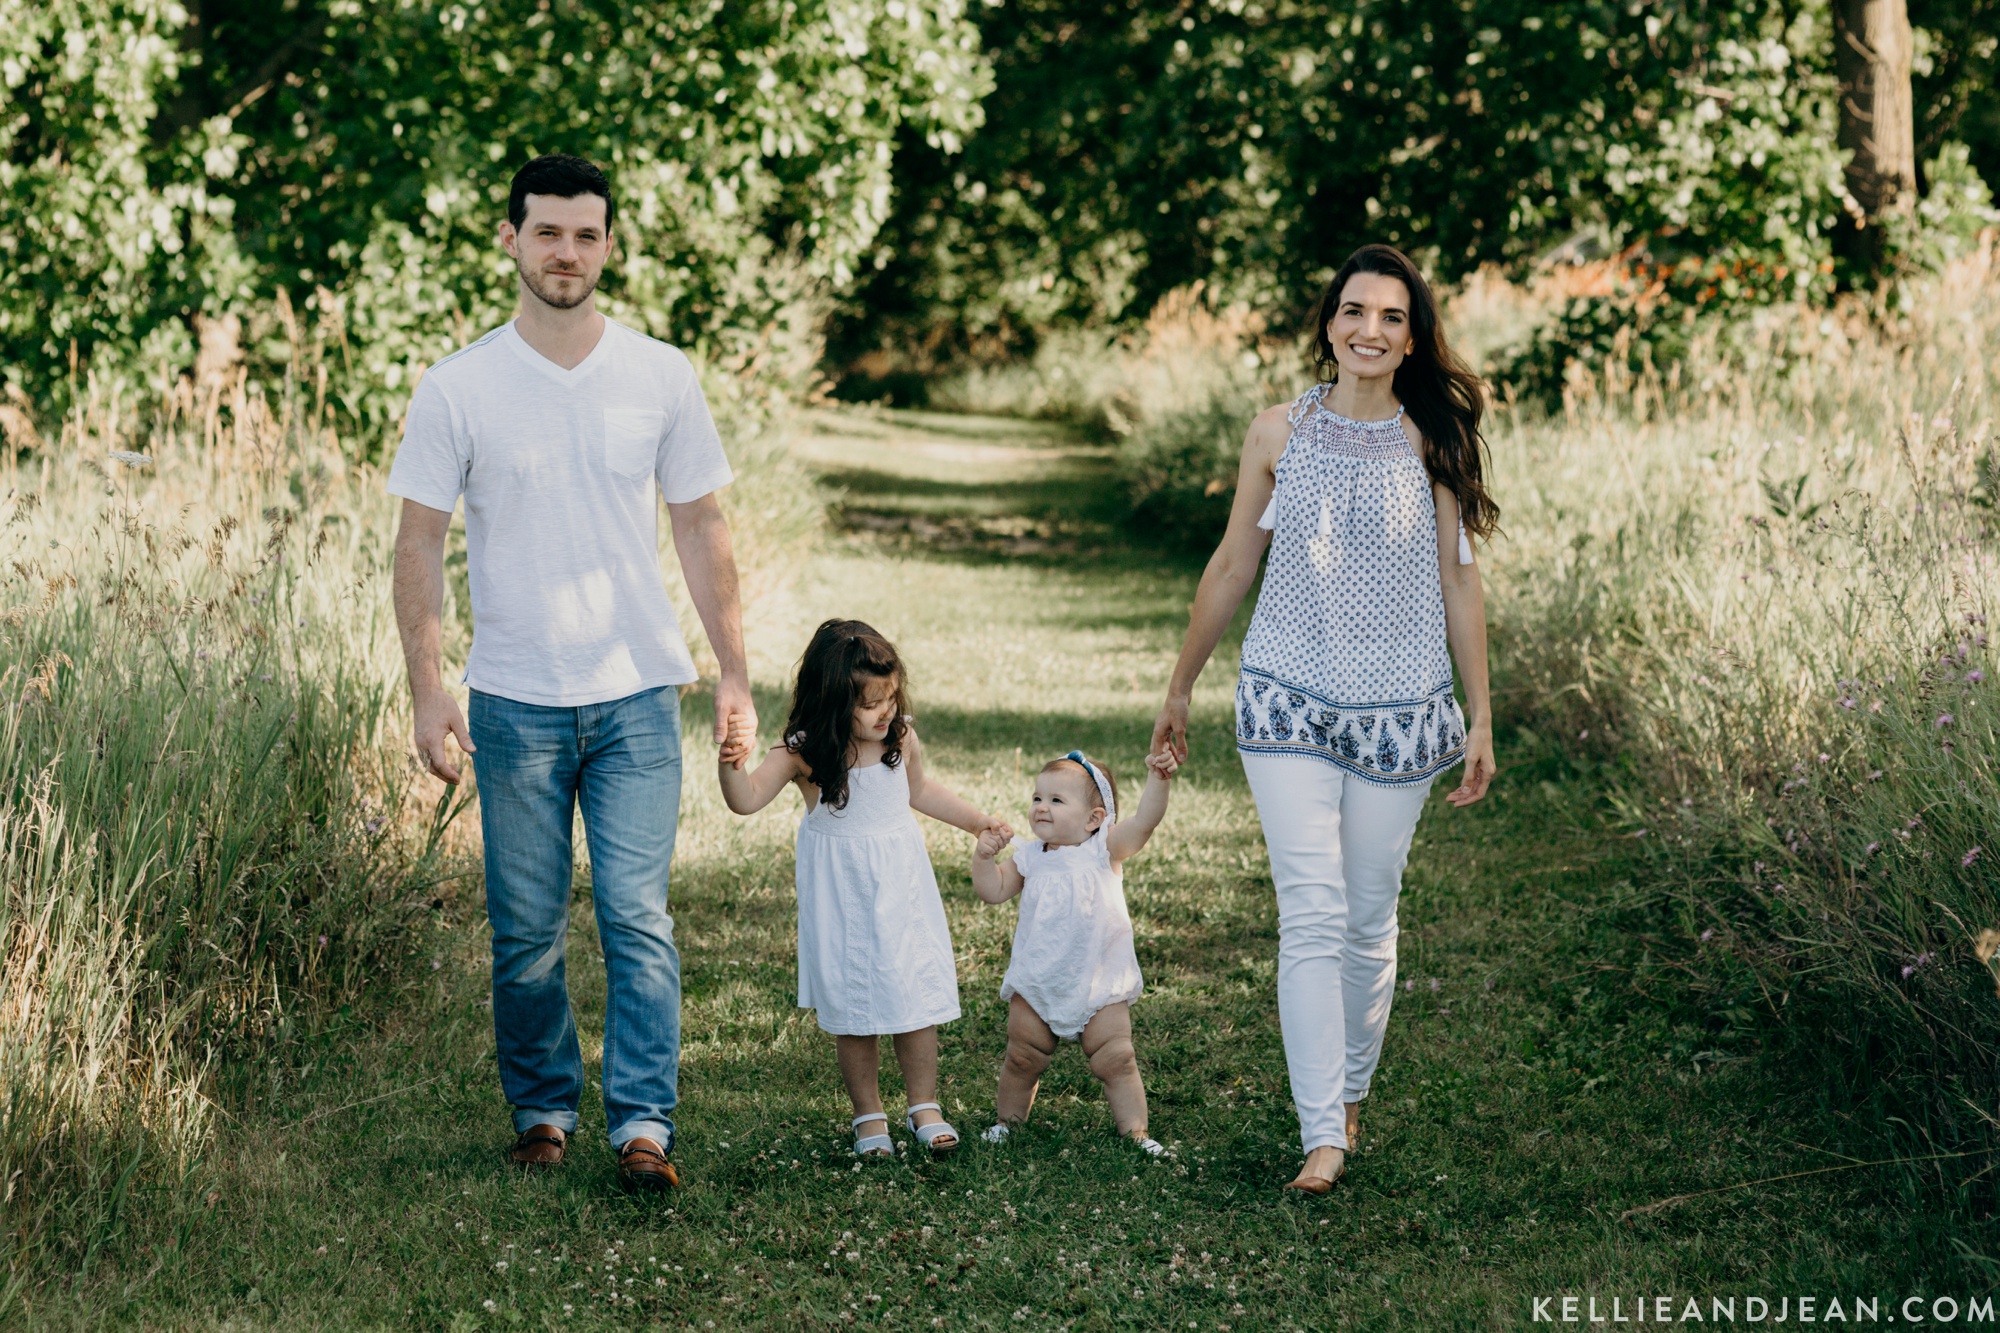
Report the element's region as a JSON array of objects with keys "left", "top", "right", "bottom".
[{"left": 508, "top": 154, "right": 615, "bottom": 231}]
